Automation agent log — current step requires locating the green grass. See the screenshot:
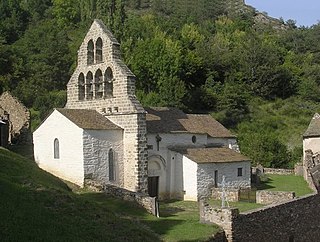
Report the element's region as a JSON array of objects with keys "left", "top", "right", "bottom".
[
  {"left": 256, "top": 174, "right": 314, "bottom": 197},
  {"left": 0, "top": 148, "right": 158, "bottom": 242},
  {"left": 208, "top": 200, "right": 264, "bottom": 212},
  {"left": 0, "top": 147, "right": 219, "bottom": 241}
]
